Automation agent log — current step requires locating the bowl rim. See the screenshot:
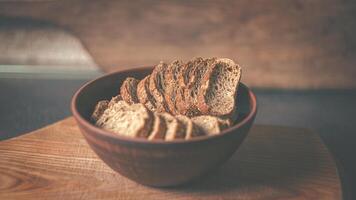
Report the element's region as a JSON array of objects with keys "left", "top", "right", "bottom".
[{"left": 71, "top": 66, "right": 257, "bottom": 145}]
